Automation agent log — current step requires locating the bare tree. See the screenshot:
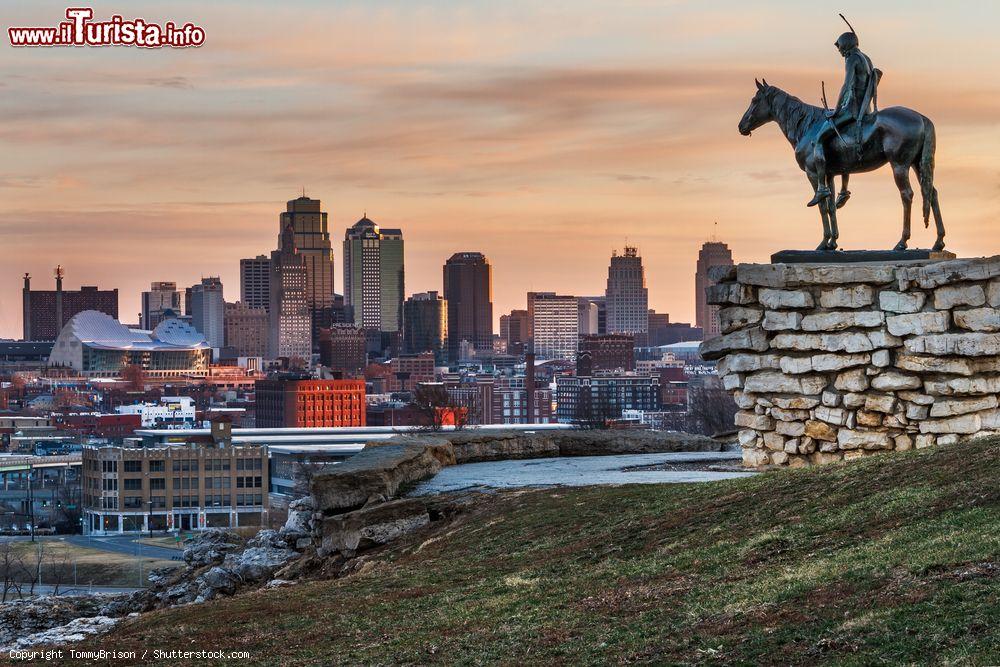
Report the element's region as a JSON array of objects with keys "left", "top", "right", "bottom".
[
  {"left": 0, "top": 541, "right": 26, "bottom": 602},
  {"left": 573, "top": 385, "right": 619, "bottom": 430},
  {"left": 411, "top": 384, "right": 453, "bottom": 432},
  {"left": 45, "top": 551, "right": 74, "bottom": 595},
  {"left": 686, "top": 383, "right": 738, "bottom": 436}
]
